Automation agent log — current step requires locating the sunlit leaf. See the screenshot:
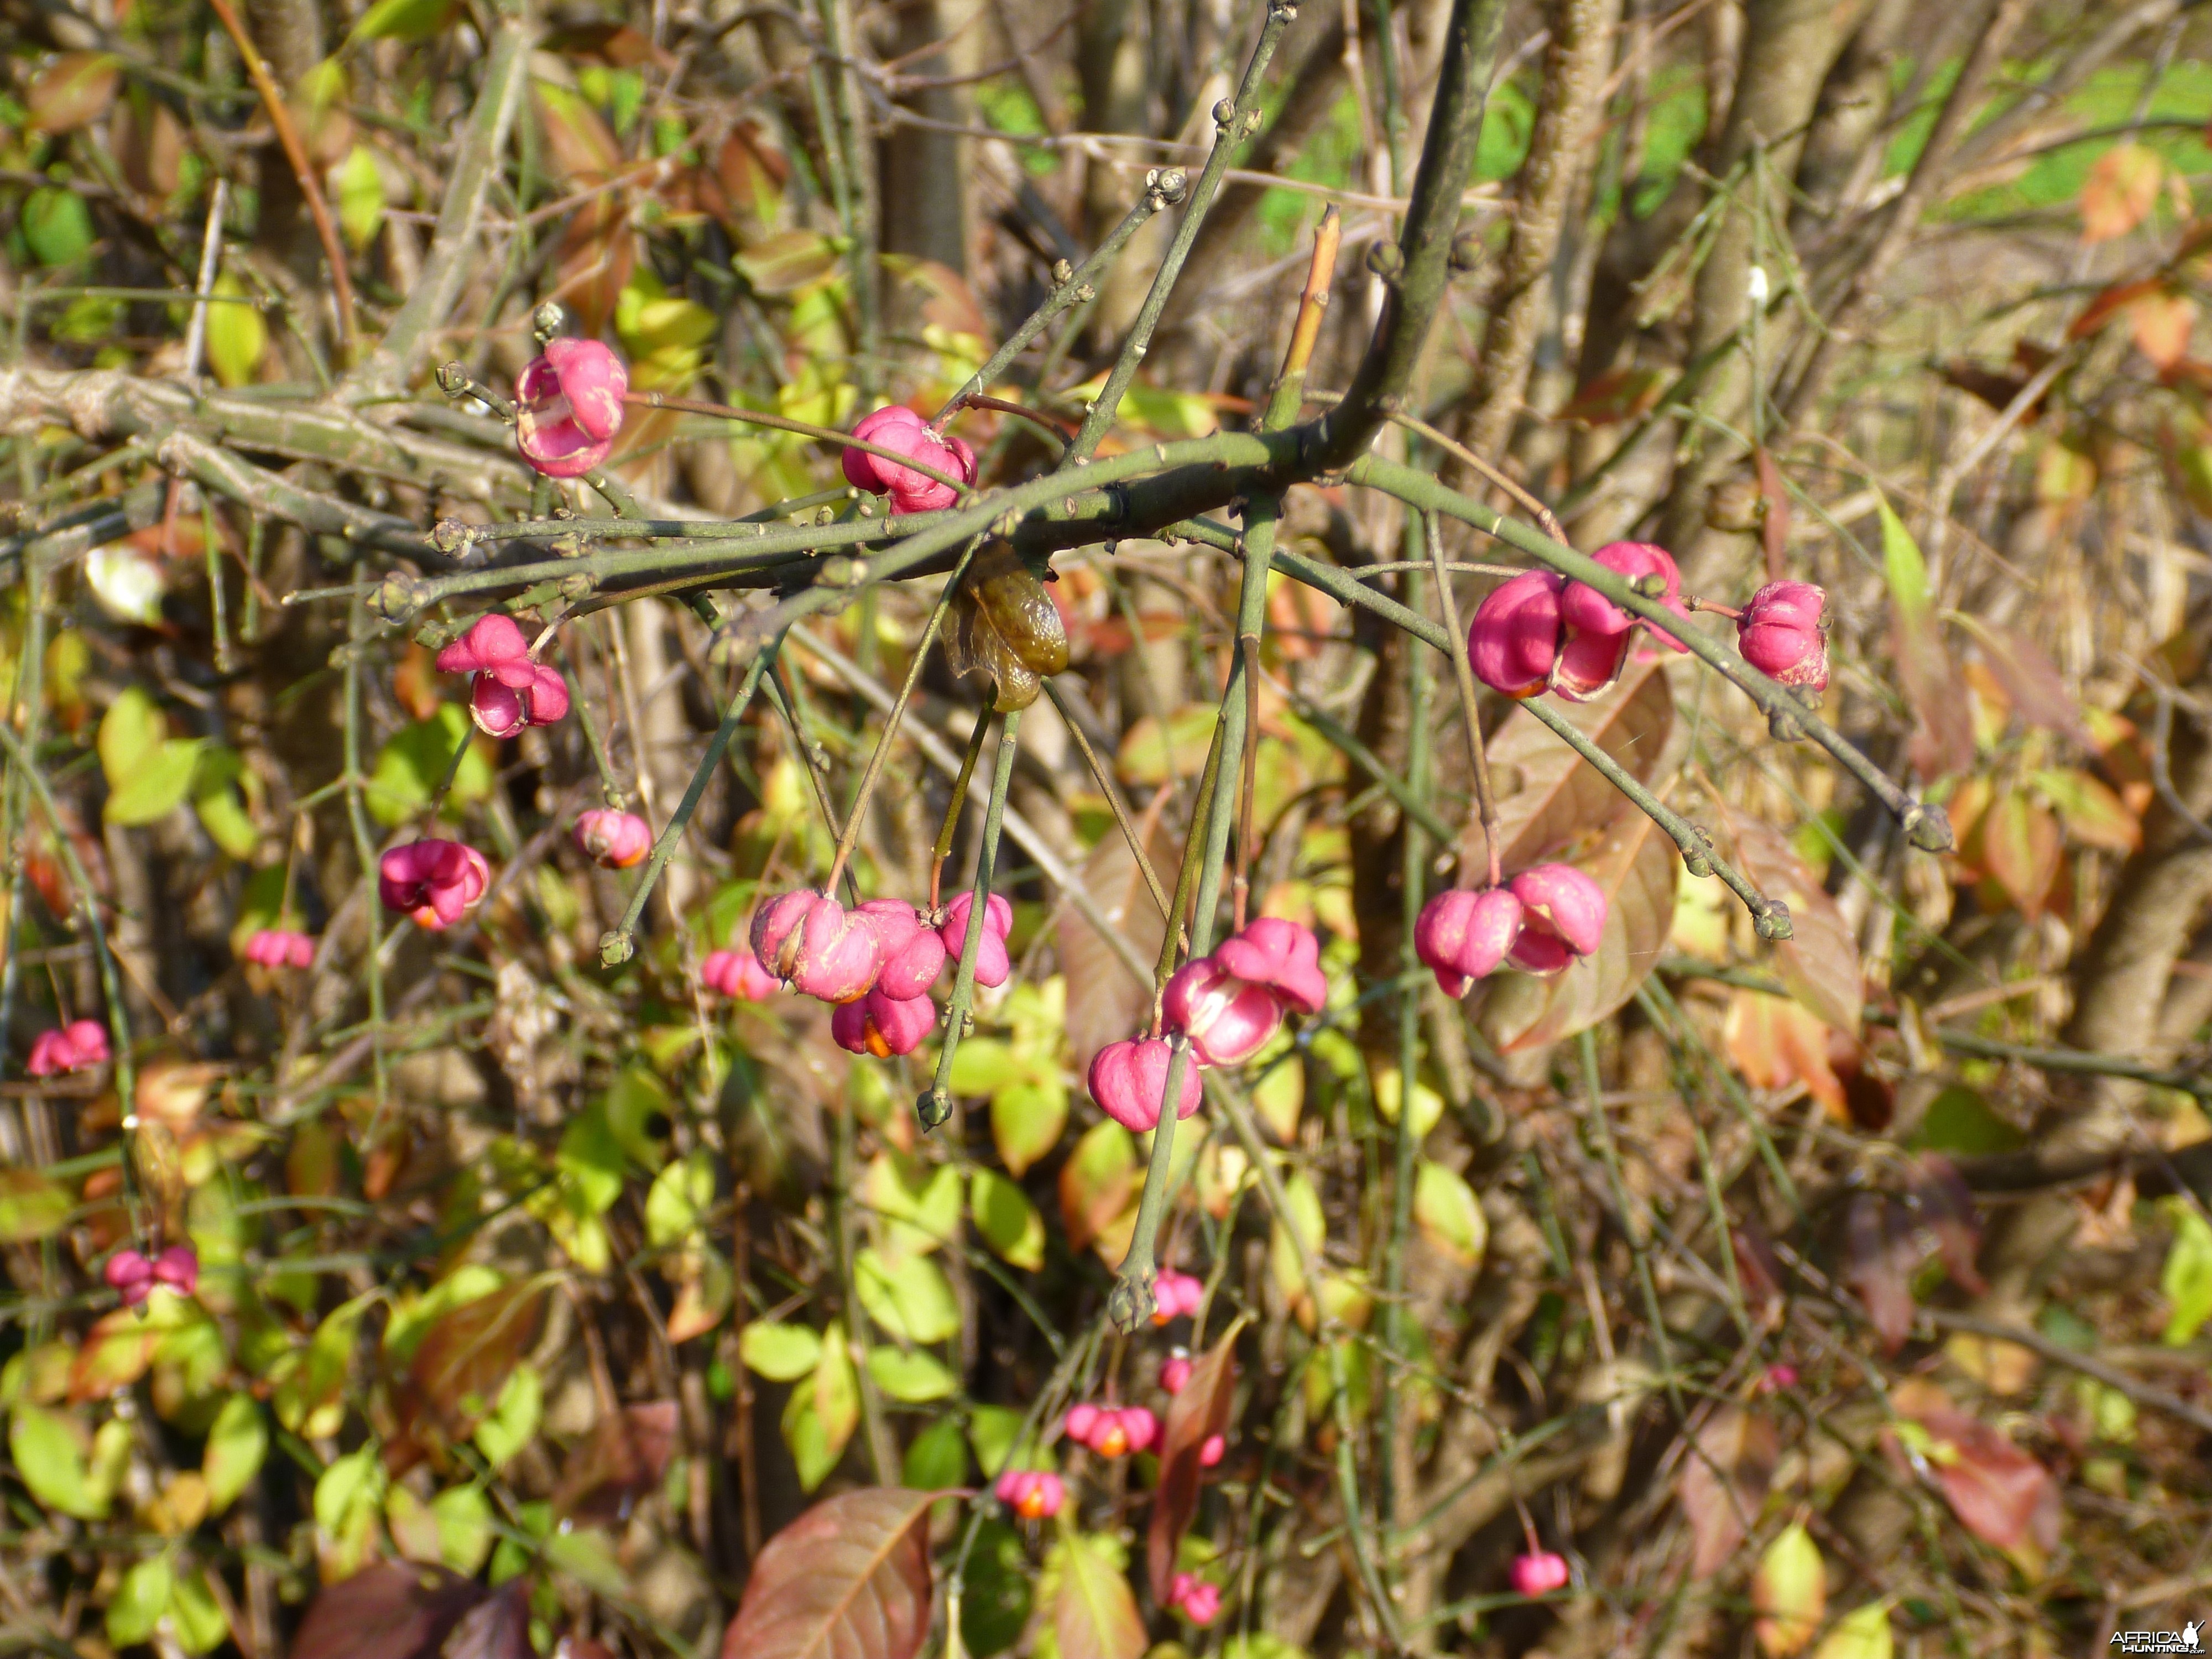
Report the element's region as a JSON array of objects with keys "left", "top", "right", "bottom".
[
  {"left": 2161, "top": 1198, "right": 2212, "bottom": 1347},
  {"left": 1752, "top": 1522, "right": 1824, "bottom": 1657},
  {"left": 202, "top": 1392, "right": 267, "bottom": 1513},
  {"left": 1412, "top": 1160, "right": 1487, "bottom": 1269},
  {"left": 855, "top": 1248, "right": 959, "bottom": 1344},
  {"left": 718, "top": 1487, "right": 935, "bottom": 1659},
  {"left": 9, "top": 1403, "right": 103, "bottom": 1518},
  {"left": 1047, "top": 1526, "right": 1144, "bottom": 1659},
  {"left": 2079, "top": 144, "right": 2162, "bottom": 243},
  {"left": 1149, "top": 1325, "right": 1238, "bottom": 1598},
  {"left": 23, "top": 187, "right": 94, "bottom": 266},
  {"left": 971, "top": 1168, "right": 1046, "bottom": 1270},
  {"left": 0, "top": 1168, "right": 71, "bottom": 1243},
  {"left": 106, "top": 1556, "right": 173, "bottom": 1648},
  {"left": 741, "top": 1322, "right": 825, "bottom": 1381},
  {"left": 28, "top": 51, "right": 121, "bottom": 134},
  {"left": 1812, "top": 1601, "right": 1893, "bottom": 1659},
  {"left": 1058, "top": 1120, "right": 1138, "bottom": 1255},
  {"left": 335, "top": 145, "right": 386, "bottom": 251},
  {"left": 866, "top": 1347, "right": 958, "bottom": 1402},
  {"left": 205, "top": 273, "right": 267, "bottom": 389},
  {"left": 346, "top": 0, "right": 458, "bottom": 44}
]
